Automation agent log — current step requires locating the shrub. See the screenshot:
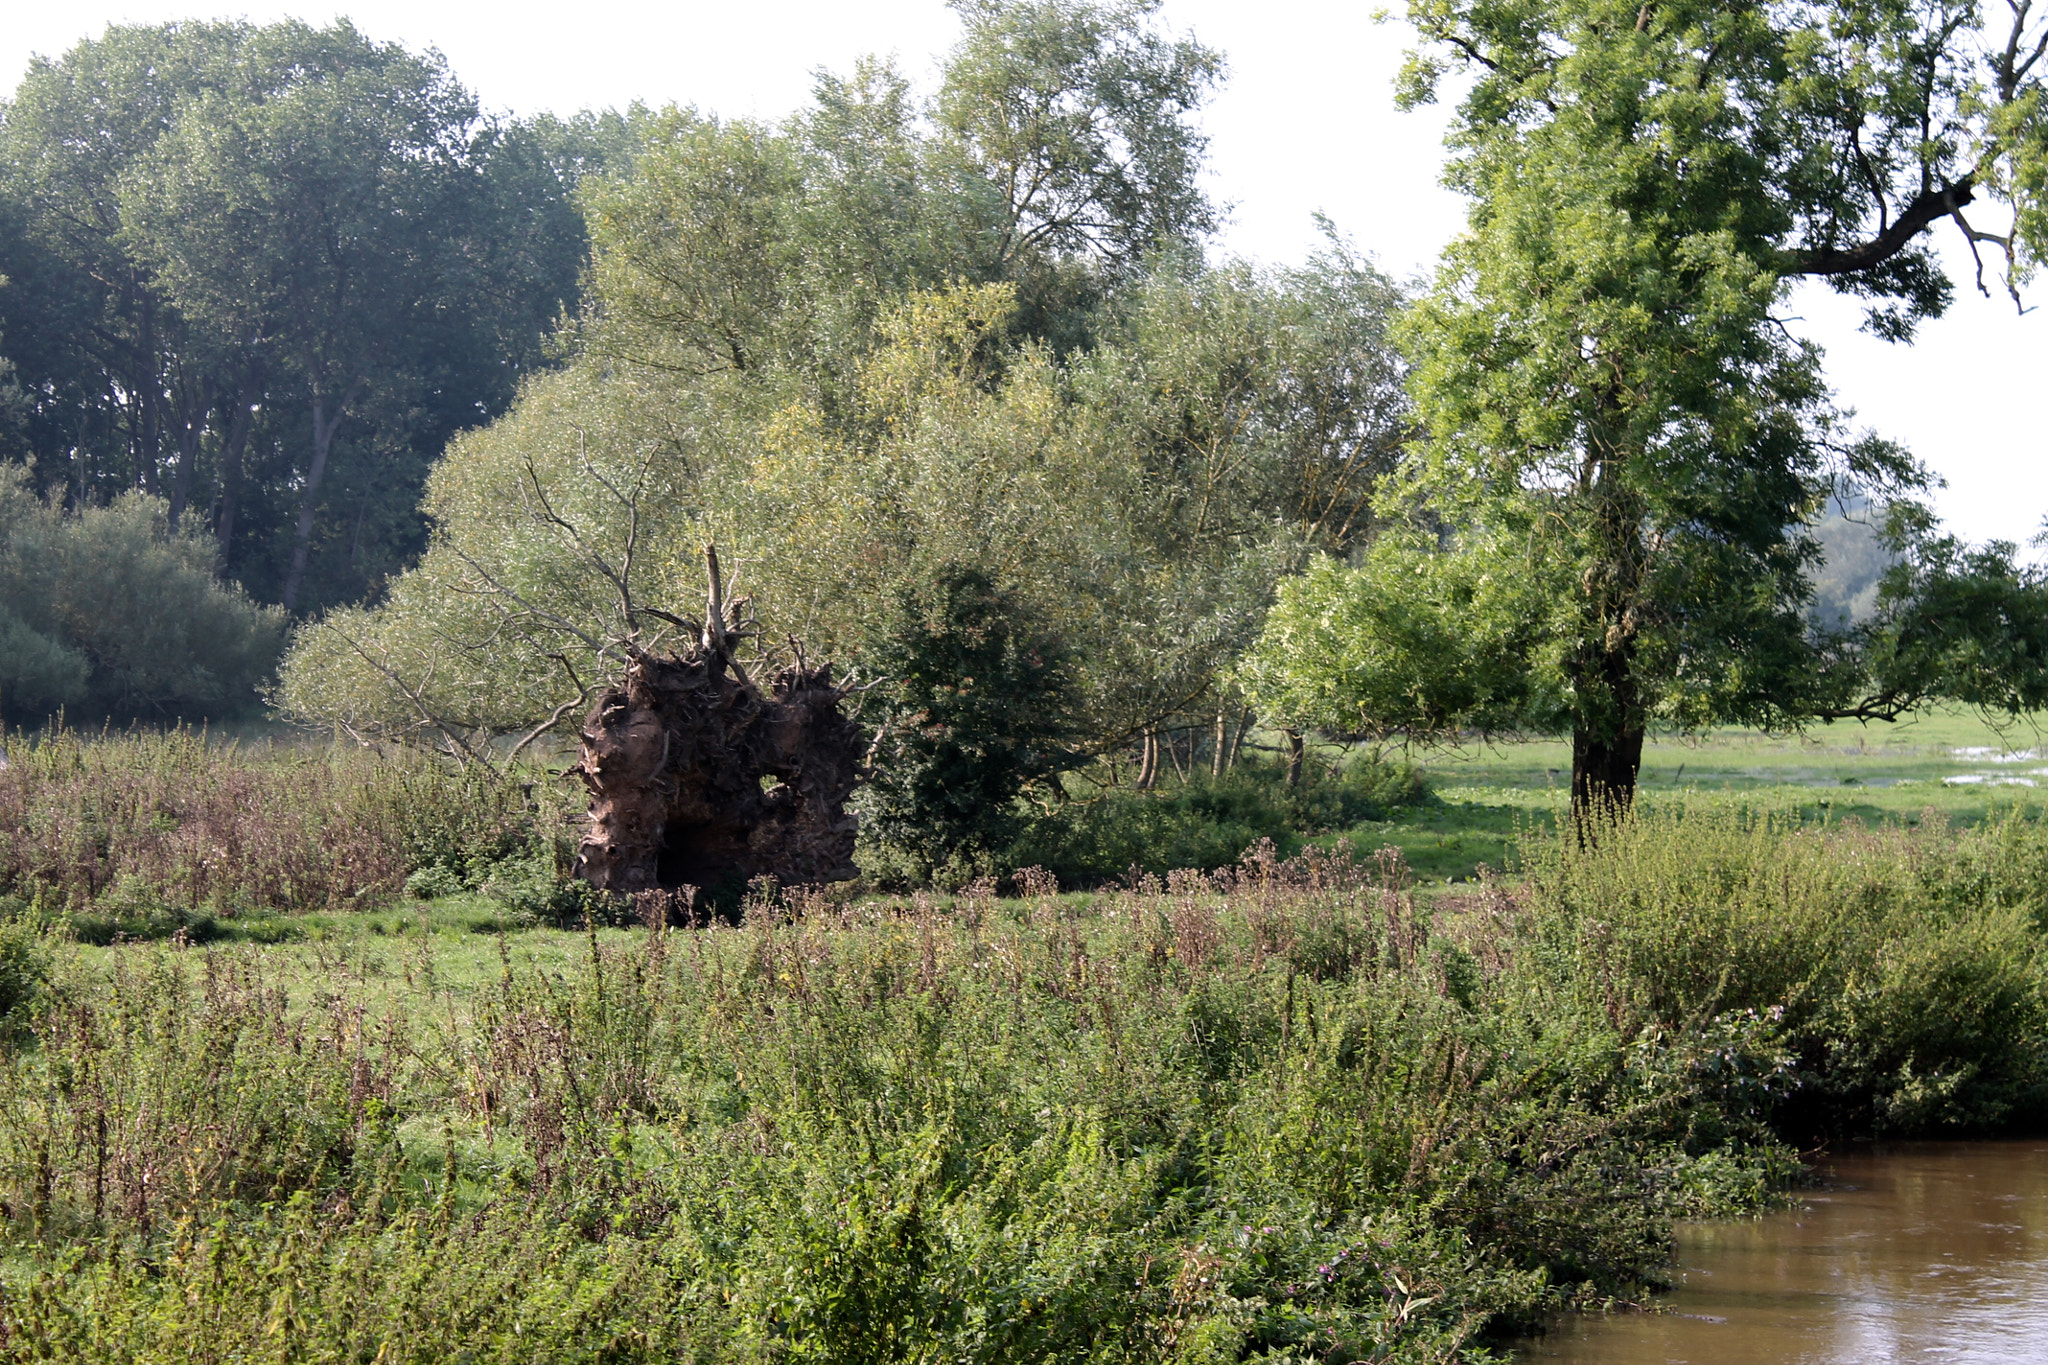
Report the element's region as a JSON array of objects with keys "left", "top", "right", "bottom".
[
  {"left": 1009, "top": 756, "right": 1432, "bottom": 886},
  {"left": 858, "top": 567, "right": 1082, "bottom": 887},
  {"left": 1510, "top": 805, "right": 2048, "bottom": 1137},
  {"left": 0, "top": 850, "right": 1795, "bottom": 1360},
  {"left": 0, "top": 916, "right": 45, "bottom": 1038},
  {"left": 0, "top": 467, "right": 283, "bottom": 724},
  {"left": 0, "top": 803, "right": 2042, "bottom": 1361}
]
